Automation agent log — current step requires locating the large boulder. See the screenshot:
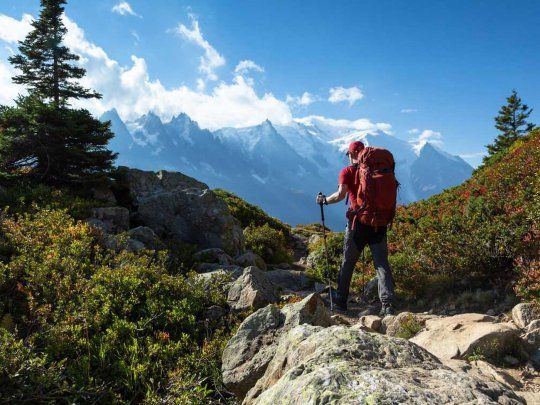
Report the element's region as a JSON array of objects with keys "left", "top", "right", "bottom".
[
  {"left": 512, "top": 303, "right": 540, "bottom": 329},
  {"left": 124, "top": 168, "right": 244, "bottom": 255},
  {"left": 222, "top": 293, "right": 333, "bottom": 399},
  {"left": 410, "top": 313, "right": 520, "bottom": 361},
  {"left": 227, "top": 267, "right": 280, "bottom": 311},
  {"left": 89, "top": 207, "right": 130, "bottom": 233},
  {"left": 193, "top": 248, "right": 233, "bottom": 265},
  {"left": 245, "top": 325, "right": 523, "bottom": 405},
  {"left": 127, "top": 226, "right": 162, "bottom": 250},
  {"left": 235, "top": 251, "right": 267, "bottom": 270},
  {"left": 265, "top": 269, "right": 312, "bottom": 292}
]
